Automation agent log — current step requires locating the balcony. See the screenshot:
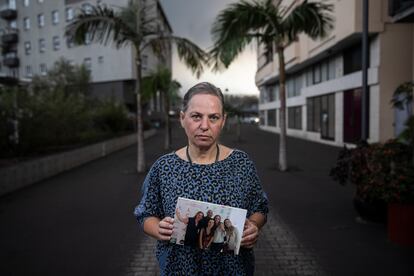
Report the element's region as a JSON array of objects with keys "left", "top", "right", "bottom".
[
  {"left": 3, "top": 56, "right": 19, "bottom": 67},
  {"left": 0, "top": 8, "right": 17, "bottom": 20},
  {"left": 3, "top": 51, "right": 19, "bottom": 68},
  {"left": 389, "top": 0, "right": 414, "bottom": 22},
  {"left": 1, "top": 29, "right": 18, "bottom": 44}
]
